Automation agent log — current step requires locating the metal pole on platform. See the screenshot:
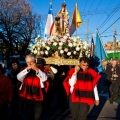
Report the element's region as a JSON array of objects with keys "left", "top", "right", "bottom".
[{"left": 76, "top": 2, "right": 78, "bottom": 37}]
